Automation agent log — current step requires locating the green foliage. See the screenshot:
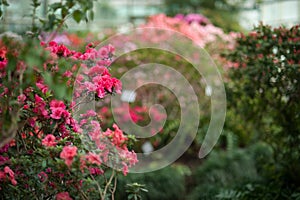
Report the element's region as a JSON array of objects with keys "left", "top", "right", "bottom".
[
  {"left": 1, "top": 0, "right": 97, "bottom": 35},
  {"left": 188, "top": 142, "right": 275, "bottom": 200},
  {"left": 126, "top": 183, "right": 148, "bottom": 200},
  {"left": 116, "top": 165, "right": 189, "bottom": 200},
  {"left": 216, "top": 182, "right": 300, "bottom": 200},
  {"left": 0, "top": 37, "right": 47, "bottom": 145},
  {"left": 163, "top": 0, "right": 245, "bottom": 32},
  {"left": 226, "top": 24, "right": 300, "bottom": 186},
  {"left": 201, "top": 9, "right": 244, "bottom": 32},
  {"left": 41, "top": 0, "right": 96, "bottom": 33}
]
